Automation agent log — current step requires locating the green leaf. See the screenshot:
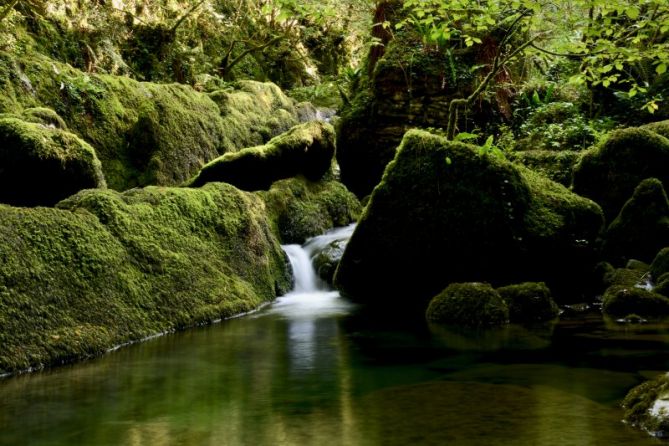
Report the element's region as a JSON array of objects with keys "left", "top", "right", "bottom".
[
  {"left": 657, "top": 63, "right": 667, "bottom": 75},
  {"left": 445, "top": 156, "right": 452, "bottom": 165}
]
